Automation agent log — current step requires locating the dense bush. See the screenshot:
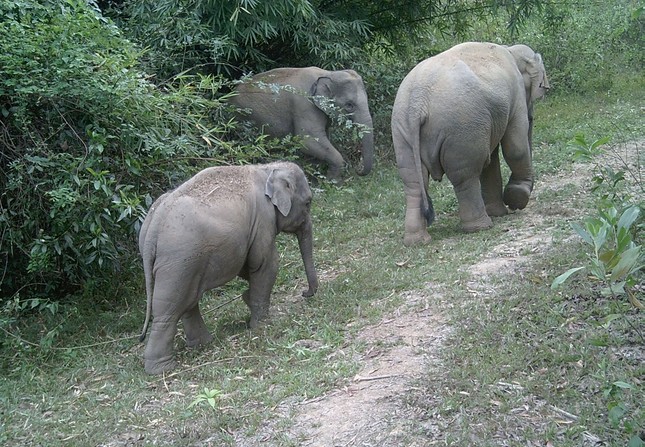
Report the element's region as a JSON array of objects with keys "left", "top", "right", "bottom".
[
  {"left": 460, "top": 1, "right": 644, "bottom": 93},
  {"left": 0, "top": 0, "right": 262, "bottom": 304},
  {"left": 107, "top": 0, "right": 548, "bottom": 78}
]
